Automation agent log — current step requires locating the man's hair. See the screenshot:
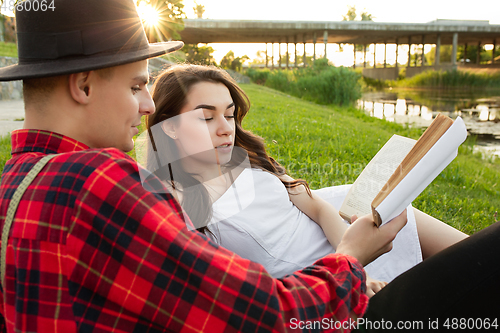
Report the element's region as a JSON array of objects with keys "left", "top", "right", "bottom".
[
  {"left": 23, "top": 67, "right": 115, "bottom": 106},
  {"left": 23, "top": 75, "right": 64, "bottom": 107}
]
